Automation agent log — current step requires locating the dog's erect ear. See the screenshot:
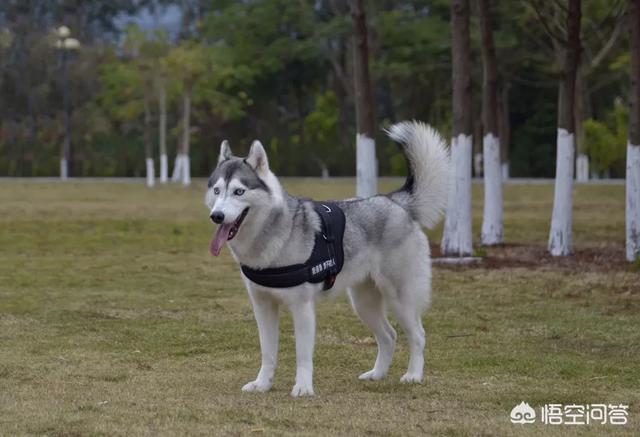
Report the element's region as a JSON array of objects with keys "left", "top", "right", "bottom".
[
  {"left": 245, "top": 140, "right": 269, "bottom": 175},
  {"left": 218, "top": 140, "right": 232, "bottom": 163}
]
